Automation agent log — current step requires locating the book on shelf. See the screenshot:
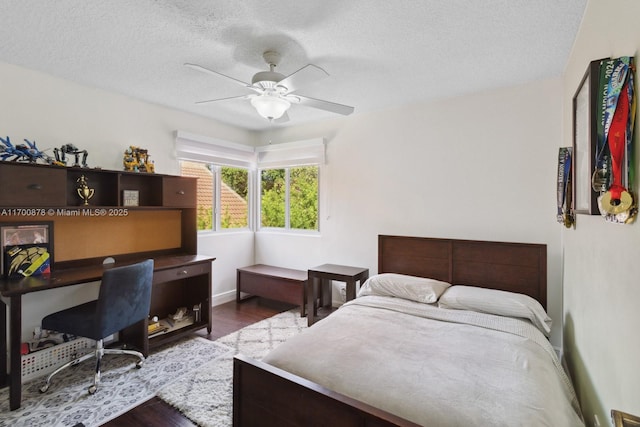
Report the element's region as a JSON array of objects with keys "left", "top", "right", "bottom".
[
  {"left": 148, "top": 321, "right": 169, "bottom": 337},
  {"left": 148, "top": 327, "right": 169, "bottom": 338}
]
